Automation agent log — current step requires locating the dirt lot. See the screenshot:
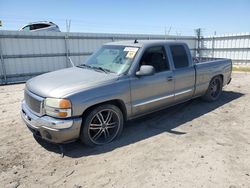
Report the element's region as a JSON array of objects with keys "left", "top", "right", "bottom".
[{"left": 0, "top": 72, "right": 250, "bottom": 188}]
